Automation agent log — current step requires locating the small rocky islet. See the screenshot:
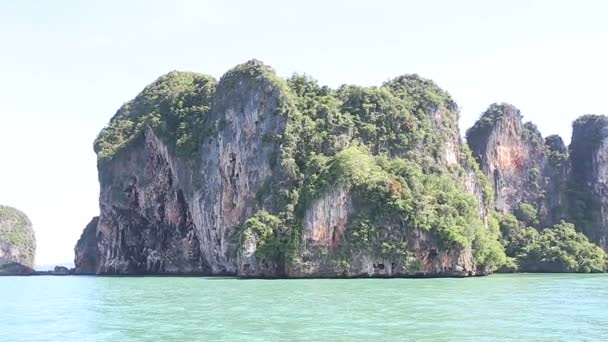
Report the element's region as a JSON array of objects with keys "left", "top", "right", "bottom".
[
  {"left": 0, "top": 205, "right": 37, "bottom": 275},
  {"left": 0, "top": 205, "right": 73, "bottom": 275},
  {"left": 2, "top": 60, "right": 608, "bottom": 277}
]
